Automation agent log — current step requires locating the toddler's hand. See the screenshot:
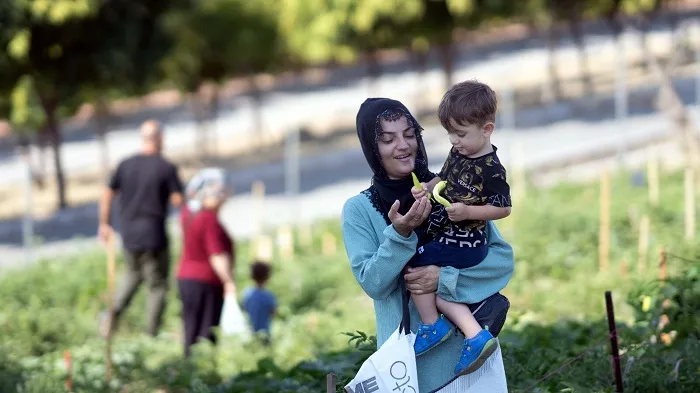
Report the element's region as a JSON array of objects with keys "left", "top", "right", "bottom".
[{"left": 445, "top": 202, "right": 470, "bottom": 222}]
